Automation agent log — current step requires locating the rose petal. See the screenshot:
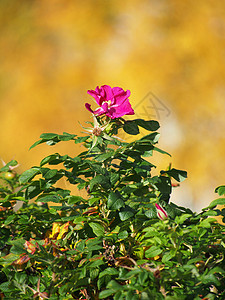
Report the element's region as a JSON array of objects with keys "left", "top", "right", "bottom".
[
  {"left": 107, "top": 100, "right": 134, "bottom": 119},
  {"left": 86, "top": 85, "right": 134, "bottom": 119},
  {"left": 85, "top": 103, "right": 94, "bottom": 113},
  {"left": 87, "top": 88, "right": 102, "bottom": 105},
  {"left": 112, "top": 88, "right": 131, "bottom": 105}
]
